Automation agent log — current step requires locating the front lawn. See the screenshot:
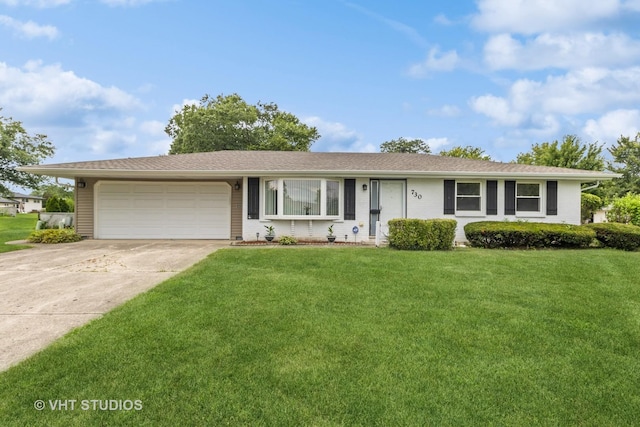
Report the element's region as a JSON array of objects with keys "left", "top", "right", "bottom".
[
  {"left": 0, "top": 213, "right": 37, "bottom": 253},
  {"left": 1, "top": 248, "right": 639, "bottom": 425}
]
